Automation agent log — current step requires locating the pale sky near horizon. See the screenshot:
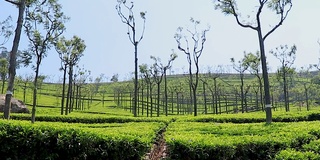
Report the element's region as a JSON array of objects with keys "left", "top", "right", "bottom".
[{"left": 1, "top": 0, "right": 320, "bottom": 82}]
